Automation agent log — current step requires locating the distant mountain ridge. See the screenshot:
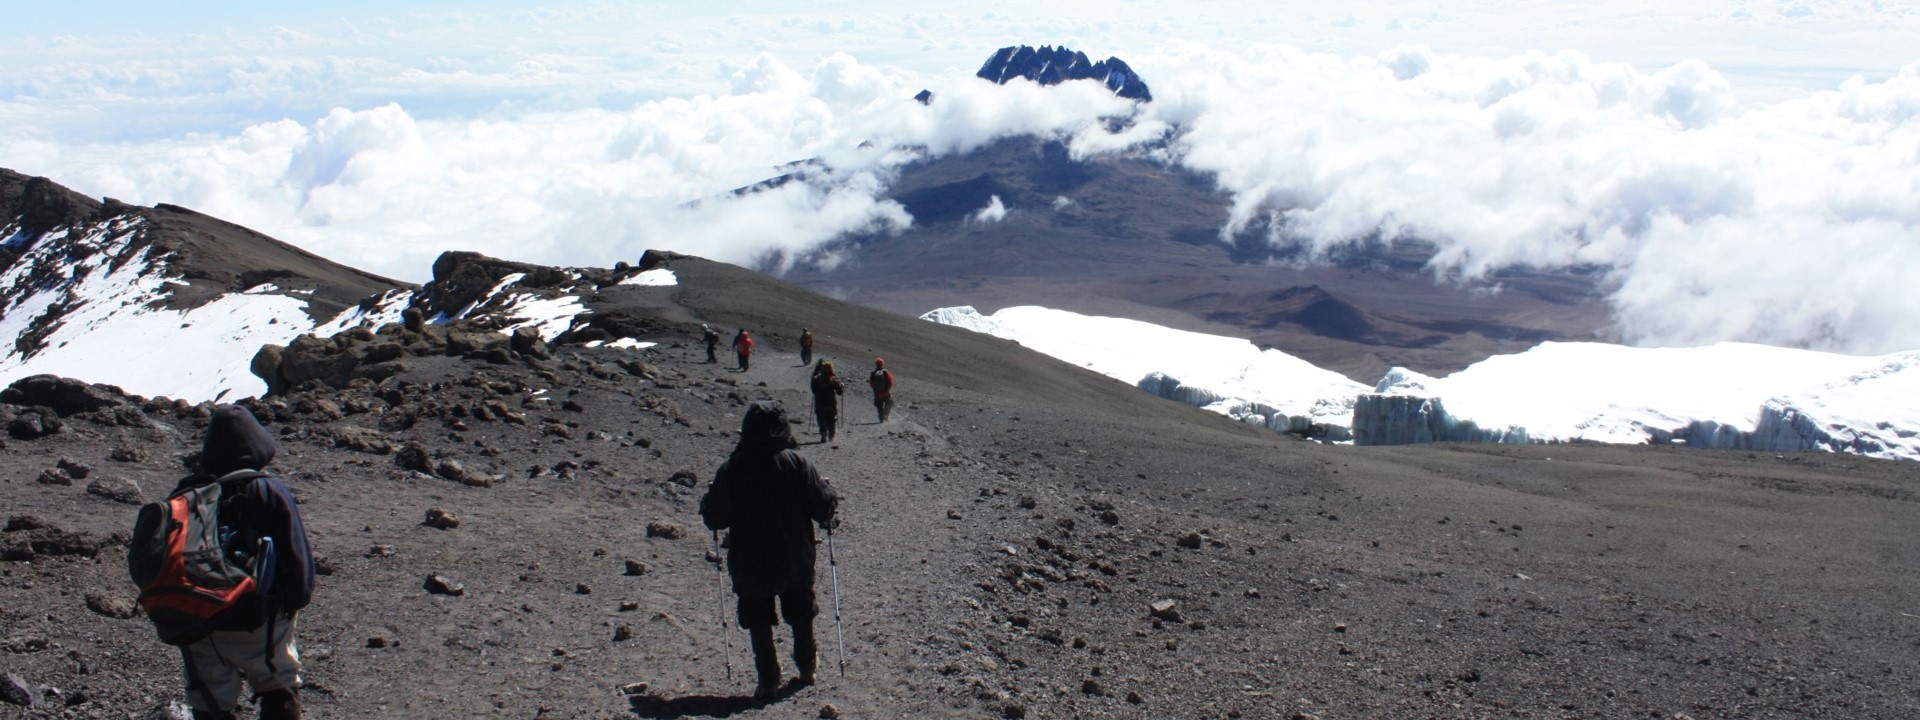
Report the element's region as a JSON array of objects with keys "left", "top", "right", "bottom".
[{"left": 976, "top": 45, "right": 1152, "bottom": 101}]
